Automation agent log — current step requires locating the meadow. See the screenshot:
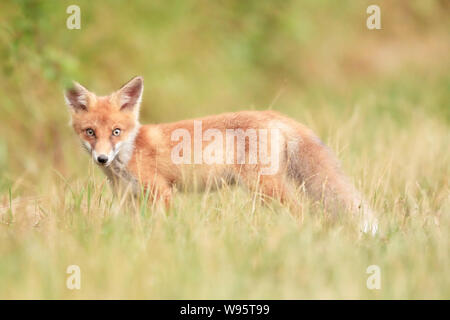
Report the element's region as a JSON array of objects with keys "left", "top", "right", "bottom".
[{"left": 0, "top": 0, "right": 448, "bottom": 299}]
